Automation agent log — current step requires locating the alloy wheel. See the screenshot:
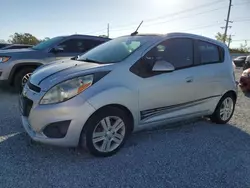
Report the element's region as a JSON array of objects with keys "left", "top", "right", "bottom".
[
  {"left": 92, "top": 116, "right": 126, "bottom": 153},
  {"left": 220, "top": 97, "right": 234, "bottom": 121},
  {"left": 21, "top": 73, "right": 32, "bottom": 87}
]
